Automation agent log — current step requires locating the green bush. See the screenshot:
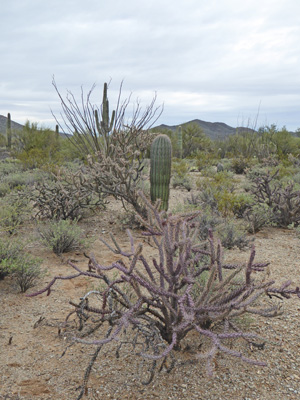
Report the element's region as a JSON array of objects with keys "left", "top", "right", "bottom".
[
  {"left": 196, "top": 211, "right": 223, "bottom": 241},
  {"left": 9, "top": 254, "right": 43, "bottom": 293},
  {"left": 230, "top": 157, "right": 249, "bottom": 174},
  {"left": 13, "top": 121, "right": 62, "bottom": 169},
  {"left": 38, "top": 219, "right": 86, "bottom": 255},
  {"left": 0, "top": 193, "right": 30, "bottom": 234},
  {"left": 0, "top": 159, "right": 23, "bottom": 175},
  {"left": 243, "top": 203, "right": 272, "bottom": 233},
  {"left": 216, "top": 221, "right": 250, "bottom": 250},
  {"left": 0, "top": 238, "right": 27, "bottom": 280},
  {"left": 171, "top": 175, "right": 192, "bottom": 191},
  {"left": 196, "top": 172, "right": 241, "bottom": 217},
  {"left": 0, "top": 182, "right": 11, "bottom": 197}
]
